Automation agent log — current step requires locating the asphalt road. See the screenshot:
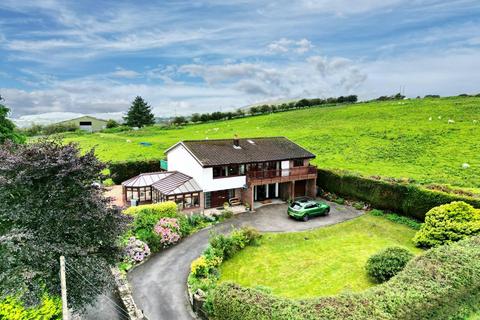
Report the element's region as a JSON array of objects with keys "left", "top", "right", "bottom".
[{"left": 127, "top": 200, "right": 363, "bottom": 320}]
